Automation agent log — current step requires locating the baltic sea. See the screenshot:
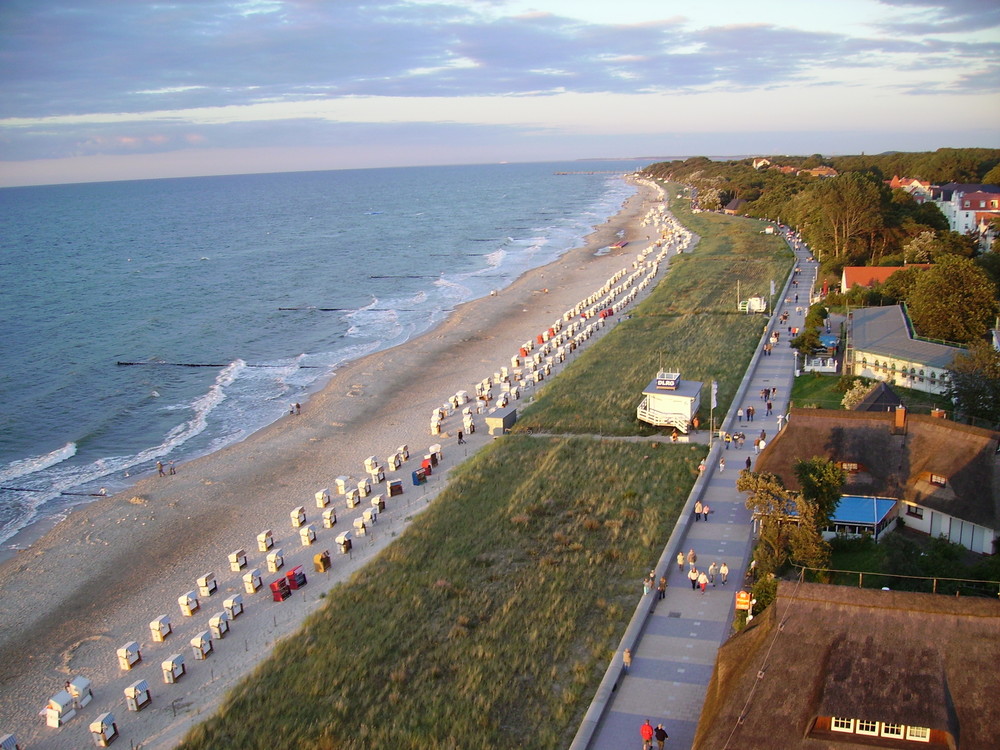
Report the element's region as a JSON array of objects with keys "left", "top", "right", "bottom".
[{"left": 0, "top": 160, "right": 648, "bottom": 546}]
